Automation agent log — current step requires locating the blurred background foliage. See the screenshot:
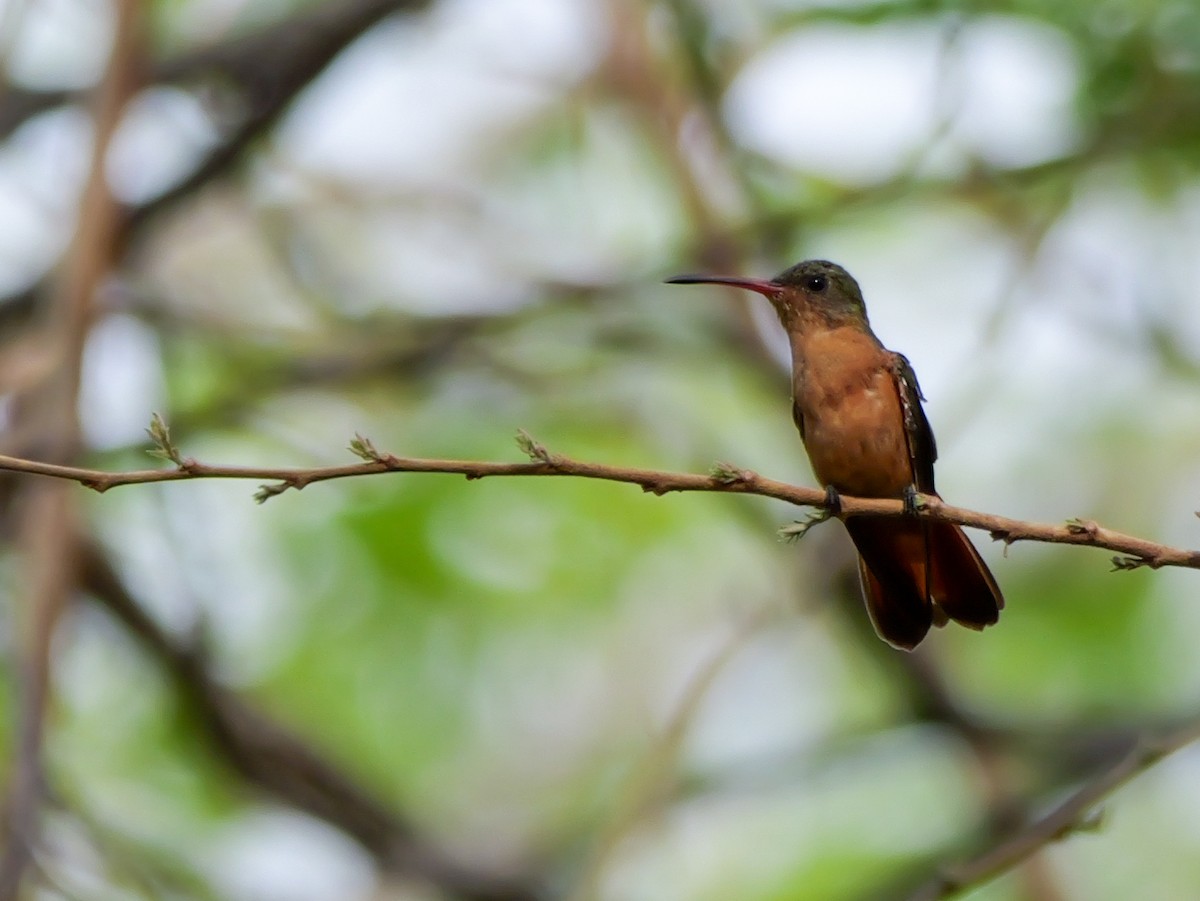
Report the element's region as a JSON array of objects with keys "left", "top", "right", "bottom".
[{"left": 2, "top": 0, "right": 1200, "bottom": 898}]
